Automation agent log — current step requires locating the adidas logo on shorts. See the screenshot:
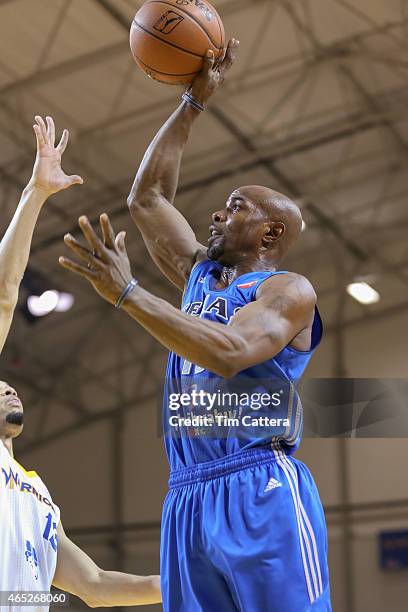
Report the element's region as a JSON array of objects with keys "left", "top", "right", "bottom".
[{"left": 264, "top": 478, "right": 282, "bottom": 492}]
